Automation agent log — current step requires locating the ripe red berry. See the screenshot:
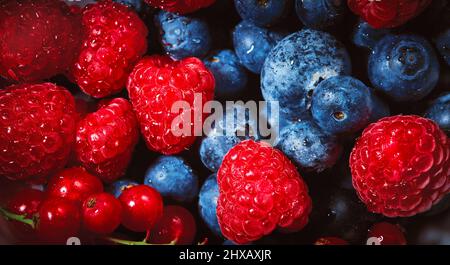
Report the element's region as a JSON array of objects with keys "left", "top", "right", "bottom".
[
  {"left": 347, "top": 0, "right": 432, "bottom": 29},
  {"left": 75, "top": 98, "right": 139, "bottom": 182},
  {"left": 7, "top": 188, "right": 45, "bottom": 235},
  {"left": 367, "top": 222, "right": 407, "bottom": 245},
  {"left": 144, "top": 0, "right": 215, "bottom": 14},
  {"left": 217, "top": 140, "right": 312, "bottom": 244},
  {"left": 70, "top": 0, "right": 148, "bottom": 98},
  {"left": 127, "top": 55, "right": 215, "bottom": 155},
  {"left": 0, "top": 83, "right": 77, "bottom": 182},
  {"left": 119, "top": 185, "right": 163, "bottom": 232},
  {"left": 315, "top": 237, "right": 349, "bottom": 245},
  {"left": 350, "top": 115, "right": 450, "bottom": 217},
  {"left": 81, "top": 193, "right": 122, "bottom": 235},
  {"left": 34, "top": 197, "right": 81, "bottom": 243},
  {"left": 149, "top": 205, "right": 196, "bottom": 245},
  {"left": 0, "top": 0, "right": 81, "bottom": 82},
  {"left": 46, "top": 167, "right": 103, "bottom": 204}
]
